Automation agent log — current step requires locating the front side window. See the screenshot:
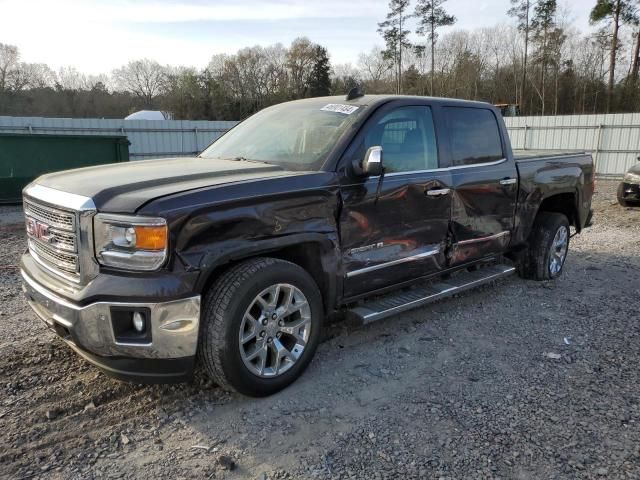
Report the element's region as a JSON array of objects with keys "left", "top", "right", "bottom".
[
  {"left": 444, "top": 107, "right": 504, "bottom": 166},
  {"left": 348, "top": 106, "right": 438, "bottom": 173}
]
